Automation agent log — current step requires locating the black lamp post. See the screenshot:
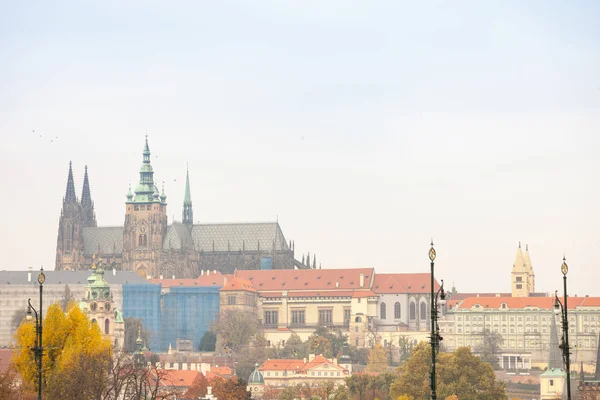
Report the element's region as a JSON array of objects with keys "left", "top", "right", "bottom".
[
  {"left": 26, "top": 266, "right": 45, "bottom": 400},
  {"left": 554, "top": 256, "right": 571, "bottom": 400},
  {"left": 429, "top": 241, "right": 446, "bottom": 400}
]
